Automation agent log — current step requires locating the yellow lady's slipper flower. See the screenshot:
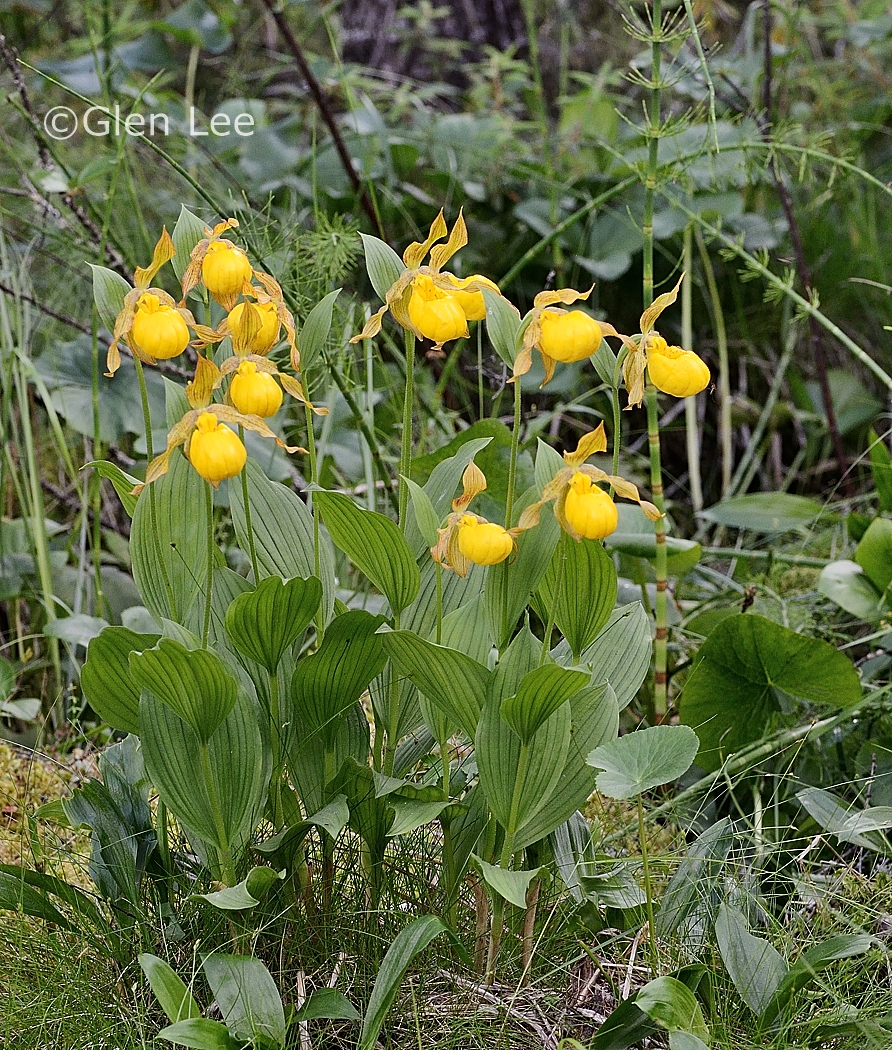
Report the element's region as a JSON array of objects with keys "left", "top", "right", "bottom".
[
  {"left": 106, "top": 228, "right": 197, "bottom": 376},
  {"left": 229, "top": 361, "right": 283, "bottom": 418},
  {"left": 227, "top": 300, "right": 281, "bottom": 354},
  {"left": 444, "top": 274, "right": 500, "bottom": 321},
  {"left": 130, "top": 293, "right": 191, "bottom": 361},
  {"left": 646, "top": 335, "right": 710, "bottom": 398},
  {"left": 563, "top": 473, "right": 619, "bottom": 540},
  {"left": 522, "top": 424, "right": 661, "bottom": 542},
  {"left": 180, "top": 218, "right": 256, "bottom": 313},
  {"left": 407, "top": 275, "right": 468, "bottom": 345},
  {"left": 134, "top": 401, "right": 303, "bottom": 495},
  {"left": 188, "top": 412, "right": 247, "bottom": 485},
  {"left": 430, "top": 461, "right": 528, "bottom": 576},
  {"left": 456, "top": 514, "right": 514, "bottom": 566},
  {"left": 201, "top": 240, "right": 253, "bottom": 303},
  {"left": 350, "top": 210, "right": 505, "bottom": 353},
  {"left": 538, "top": 309, "right": 603, "bottom": 364},
  {"left": 512, "top": 286, "right": 630, "bottom": 388}
]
